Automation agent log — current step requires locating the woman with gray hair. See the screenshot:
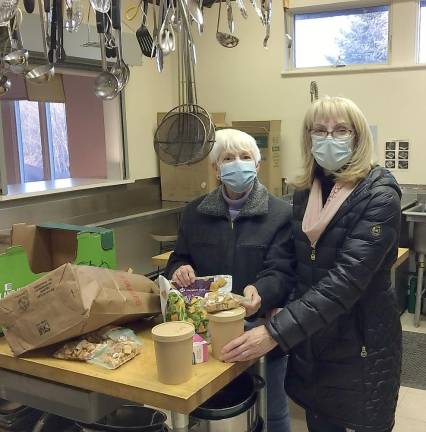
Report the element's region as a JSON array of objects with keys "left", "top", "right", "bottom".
[{"left": 165, "top": 128, "right": 295, "bottom": 432}]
